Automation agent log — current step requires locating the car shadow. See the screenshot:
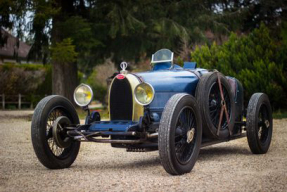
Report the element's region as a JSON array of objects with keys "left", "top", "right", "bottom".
[
  {"left": 118, "top": 156, "right": 162, "bottom": 168},
  {"left": 119, "top": 146, "right": 252, "bottom": 169},
  {"left": 198, "top": 145, "right": 251, "bottom": 161},
  {"left": 72, "top": 145, "right": 251, "bottom": 172},
  {"left": 71, "top": 155, "right": 161, "bottom": 171}
]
